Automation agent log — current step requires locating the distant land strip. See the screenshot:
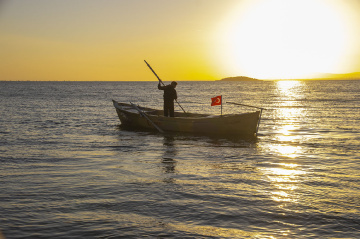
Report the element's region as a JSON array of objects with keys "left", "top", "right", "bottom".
[
  {"left": 218, "top": 76, "right": 259, "bottom": 81},
  {"left": 219, "top": 72, "right": 360, "bottom": 81}
]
